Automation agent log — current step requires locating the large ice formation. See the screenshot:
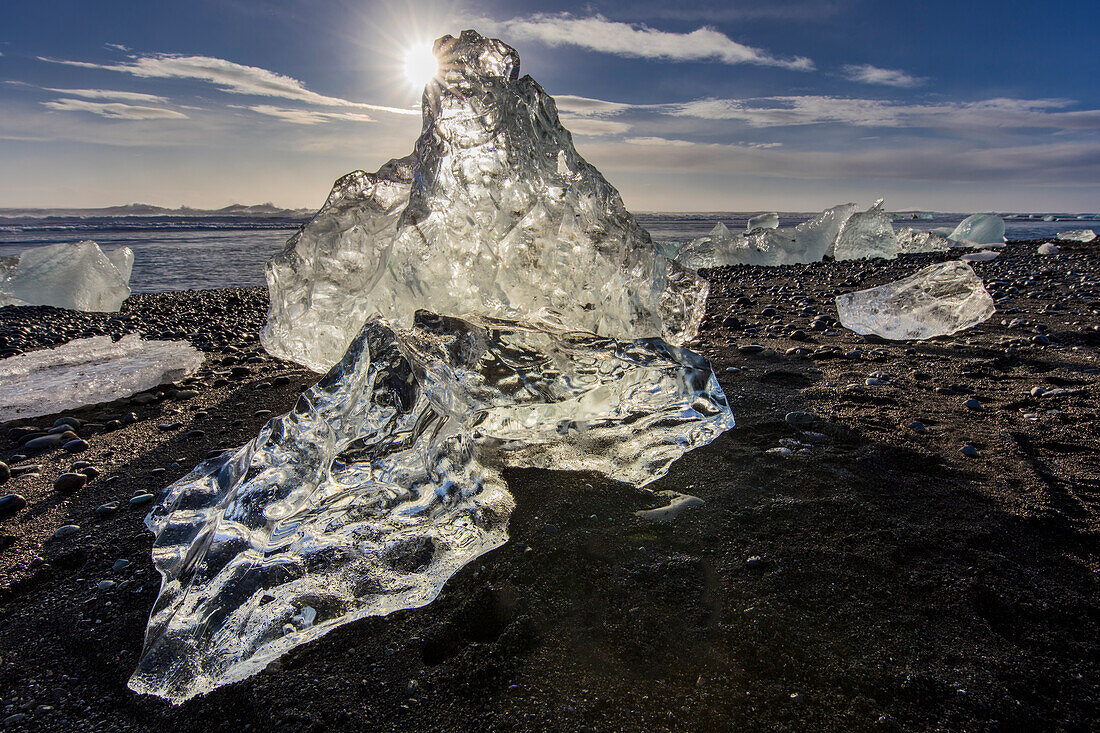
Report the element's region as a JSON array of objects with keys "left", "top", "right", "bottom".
[
  {"left": 833, "top": 199, "right": 897, "bottom": 261},
  {"left": 836, "top": 261, "right": 995, "bottom": 340},
  {"left": 675, "top": 203, "right": 858, "bottom": 269},
  {"left": 0, "top": 241, "right": 133, "bottom": 312},
  {"left": 129, "top": 311, "right": 734, "bottom": 703},
  {"left": 0, "top": 334, "right": 203, "bottom": 422},
  {"left": 895, "top": 227, "right": 951, "bottom": 254},
  {"left": 949, "top": 214, "right": 1005, "bottom": 246},
  {"left": 1057, "top": 229, "right": 1096, "bottom": 242},
  {"left": 262, "top": 31, "right": 707, "bottom": 372},
  {"left": 747, "top": 212, "right": 779, "bottom": 231}
]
